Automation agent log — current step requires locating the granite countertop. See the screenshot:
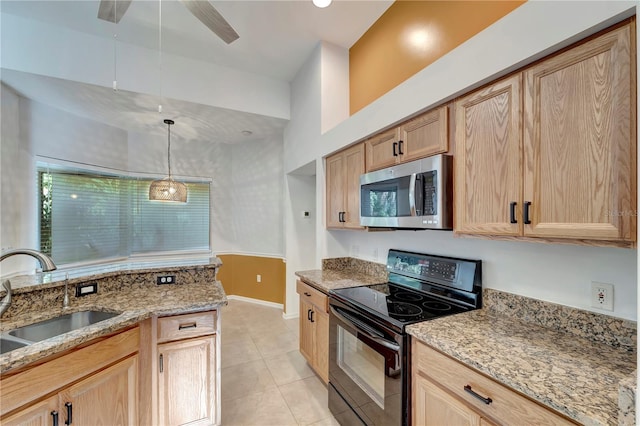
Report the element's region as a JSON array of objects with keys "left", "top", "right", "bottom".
[
  {"left": 0, "top": 262, "right": 227, "bottom": 374},
  {"left": 295, "top": 257, "right": 388, "bottom": 293},
  {"left": 406, "top": 309, "right": 636, "bottom": 426}
]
